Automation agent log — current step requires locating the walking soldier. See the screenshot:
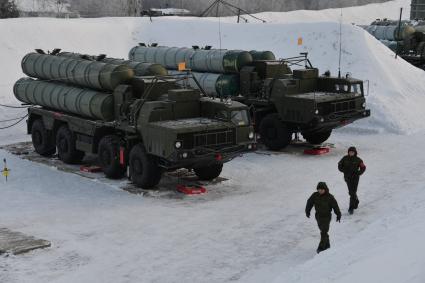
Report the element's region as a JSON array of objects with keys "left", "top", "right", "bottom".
[
  {"left": 338, "top": 146, "right": 366, "bottom": 214},
  {"left": 306, "top": 182, "right": 341, "bottom": 253}
]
